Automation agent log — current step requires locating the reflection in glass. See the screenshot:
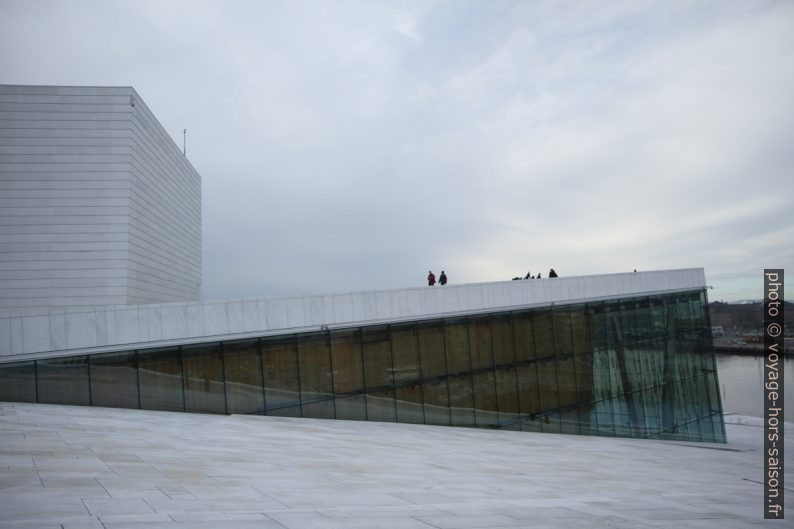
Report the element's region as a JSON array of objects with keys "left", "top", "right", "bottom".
[
  {"left": 138, "top": 347, "right": 183, "bottom": 411},
  {"left": 362, "top": 327, "right": 392, "bottom": 389},
  {"left": 223, "top": 340, "right": 264, "bottom": 414},
  {"left": 366, "top": 389, "right": 396, "bottom": 422},
  {"left": 297, "top": 332, "right": 333, "bottom": 408},
  {"left": 448, "top": 375, "right": 475, "bottom": 427},
  {"left": 262, "top": 335, "right": 300, "bottom": 413},
  {"left": 0, "top": 289, "right": 725, "bottom": 442},
  {"left": 37, "top": 355, "right": 90, "bottom": 406},
  {"left": 0, "top": 361, "right": 36, "bottom": 403},
  {"left": 90, "top": 351, "right": 138, "bottom": 409},
  {"left": 423, "top": 378, "right": 450, "bottom": 426},
  {"left": 418, "top": 322, "right": 445, "bottom": 378},
  {"left": 468, "top": 317, "right": 493, "bottom": 370},
  {"left": 330, "top": 330, "right": 363, "bottom": 395},
  {"left": 183, "top": 343, "right": 225, "bottom": 414},
  {"left": 444, "top": 320, "right": 470, "bottom": 374}
]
